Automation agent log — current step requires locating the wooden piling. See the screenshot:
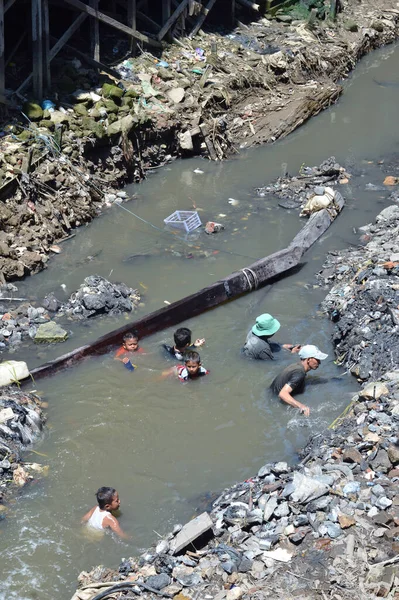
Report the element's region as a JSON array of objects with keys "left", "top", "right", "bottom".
[
  {"left": 162, "top": 0, "right": 172, "bottom": 42},
  {"left": 0, "top": 0, "right": 4, "bottom": 103},
  {"left": 90, "top": 0, "right": 100, "bottom": 61},
  {"left": 43, "top": 0, "right": 51, "bottom": 90},
  {"left": 127, "top": 0, "right": 136, "bottom": 54},
  {"left": 32, "top": 0, "right": 43, "bottom": 100}
]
